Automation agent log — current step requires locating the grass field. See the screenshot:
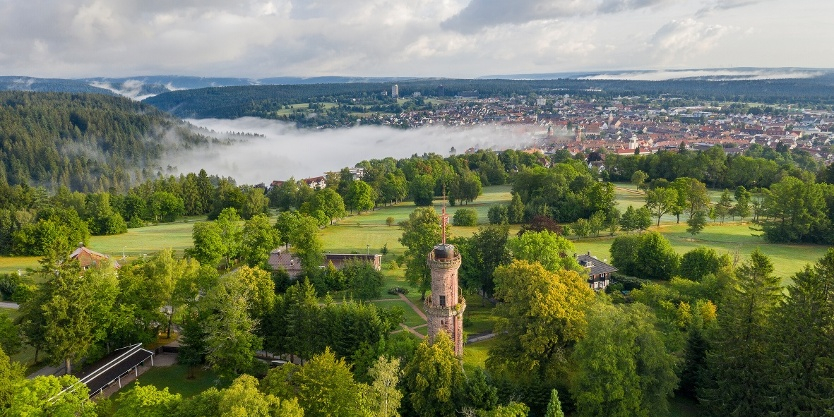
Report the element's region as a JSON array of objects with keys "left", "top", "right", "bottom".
[
  {"left": 115, "top": 364, "right": 226, "bottom": 399},
  {"left": 462, "top": 337, "right": 497, "bottom": 375},
  {"left": 1, "top": 183, "right": 829, "bottom": 283}
]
